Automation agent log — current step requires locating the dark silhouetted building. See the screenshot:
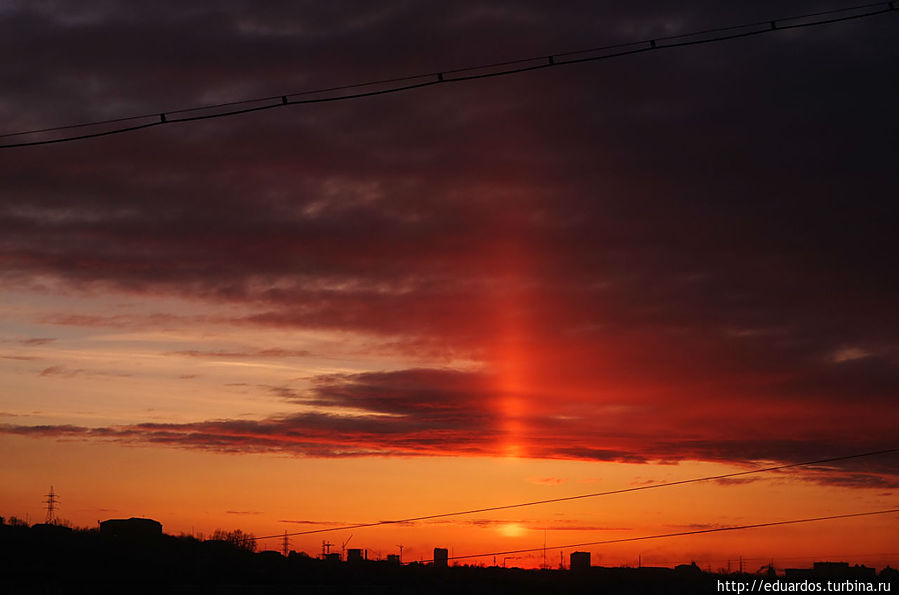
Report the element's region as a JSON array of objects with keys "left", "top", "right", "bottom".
[
  {"left": 570, "top": 551, "right": 591, "bottom": 571},
  {"left": 386, "top": 554, "right": 401, "bottom": 564},
  {"left": 814, "top": 561, "right": 850, "bottom": 576},
  {"left": 434, "top": 547, "right": 448, "bottom": 568},
  {"left": 99, "top": 517, "right": 162, "bottom": 539},
  {"left": 675, "top": 562, "right": 702, "bottom": 574},
  {"left": 881, "top": 566, "right": 899, "bottom": 581},
  {"left": 784, "top": 568, "right": 815, "bottom": 580},
  {"left": 813, "top": 562, "right": 876, "bottom": 578},
  {"left": 347, "top": 548, "right": 366, "bottom": 562}
]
